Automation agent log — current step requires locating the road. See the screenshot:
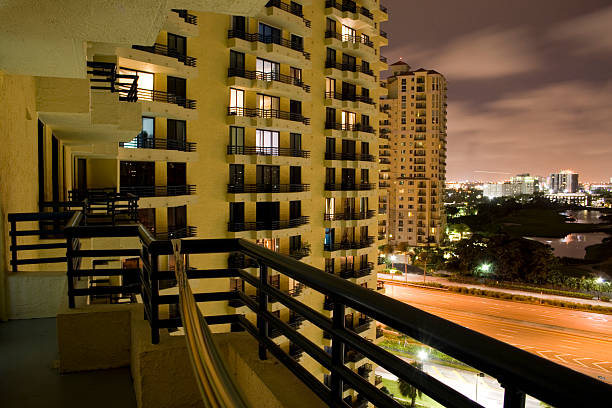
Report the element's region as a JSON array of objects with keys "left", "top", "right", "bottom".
[{"left": 383, "top": 282, "right": 612, "bottom": 384}]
